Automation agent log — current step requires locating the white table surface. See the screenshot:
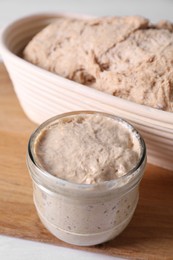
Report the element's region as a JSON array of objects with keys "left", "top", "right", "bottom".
[
  {"left": 0, "top": 0, "right": 173, "bottom": 259},
  {"left": 0, "top": 235, "right": 123, "bottom": 260}
]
